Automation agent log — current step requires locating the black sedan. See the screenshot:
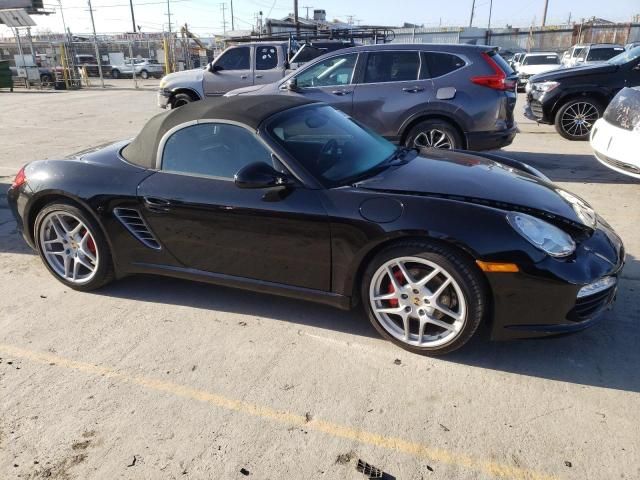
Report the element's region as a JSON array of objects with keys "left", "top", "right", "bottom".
[{"left": 7, "top": 96, "right": 625, "bottom": 355}]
